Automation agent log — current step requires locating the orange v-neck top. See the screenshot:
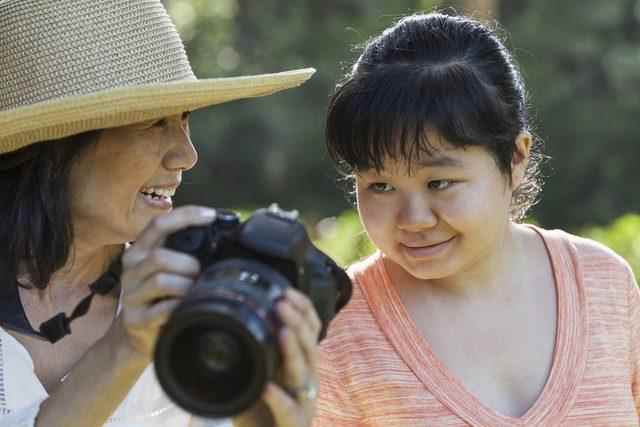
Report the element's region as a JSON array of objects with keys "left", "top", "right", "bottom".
[{"left": 313, "top": 227, "right": 640, "bottom": 426}]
